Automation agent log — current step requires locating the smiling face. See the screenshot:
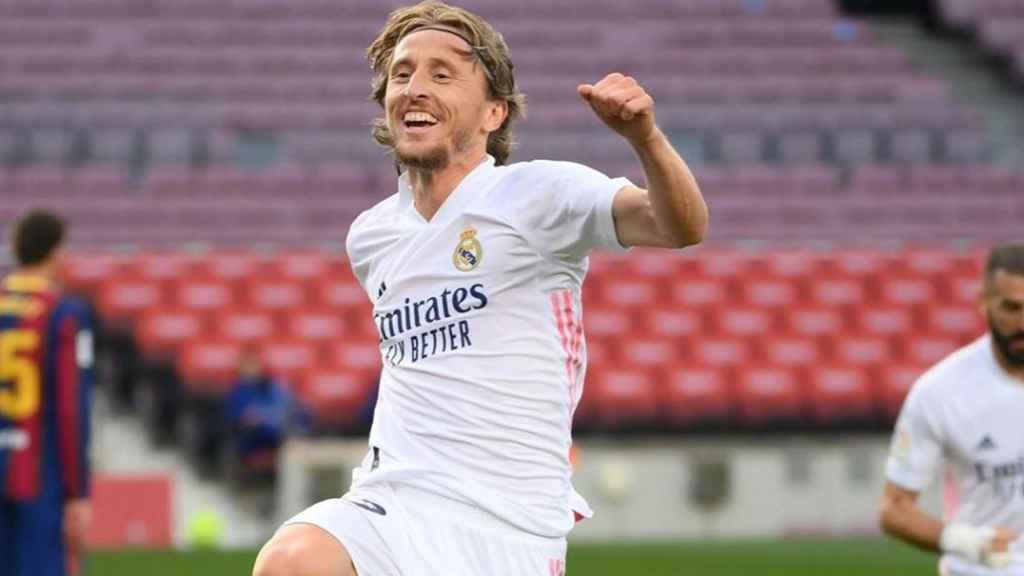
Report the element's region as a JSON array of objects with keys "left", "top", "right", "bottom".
[
  {"left": 984, "top": 269, "right": 1024, "bottom": 368},
  {"left": 384, "top": 28, "right": 506, "bottom": 173}
]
